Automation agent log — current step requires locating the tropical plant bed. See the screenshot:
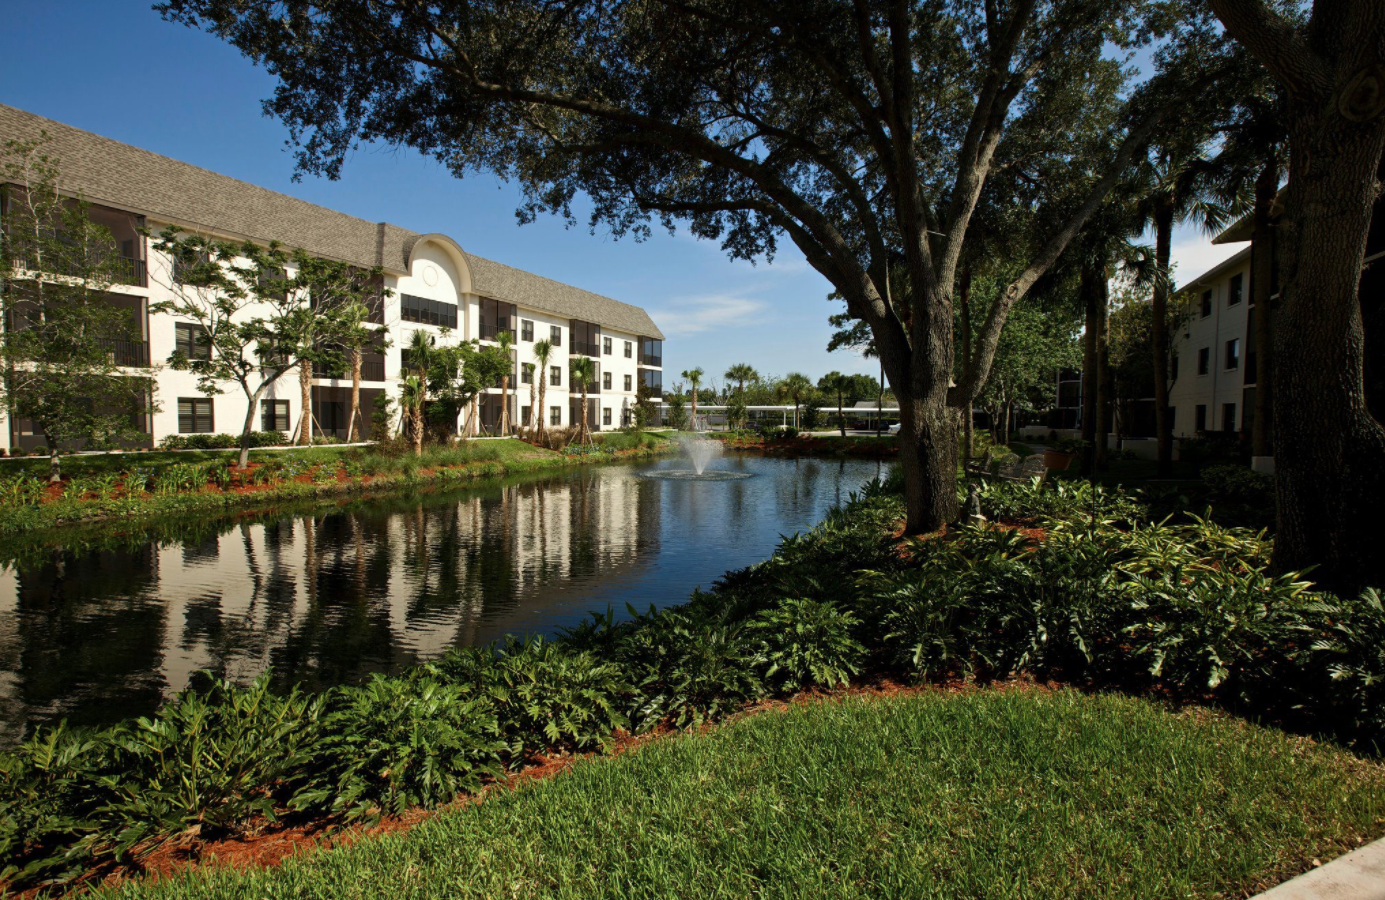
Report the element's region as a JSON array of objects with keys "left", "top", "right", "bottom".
[
  {"left": 712, "top": 432, "right": 899, "bottom": 458},
  {"left": 6, "top": 476, "right": 1385, "bottom": 895},
  {"left": 0, "top": 436, "right": 674, "bottom": 541},
  {"left": 96, "top": 686, "right": 1385, "bottom": 900}
]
